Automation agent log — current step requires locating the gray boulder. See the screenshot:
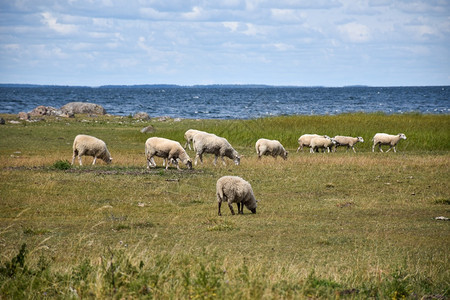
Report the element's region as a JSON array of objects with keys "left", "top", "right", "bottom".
[
  {"left": 61, "top": 102, "right": 106, "bottom": 115},
  {"left": 133, "top": 112, "right": 150, "bottom": 120}
]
